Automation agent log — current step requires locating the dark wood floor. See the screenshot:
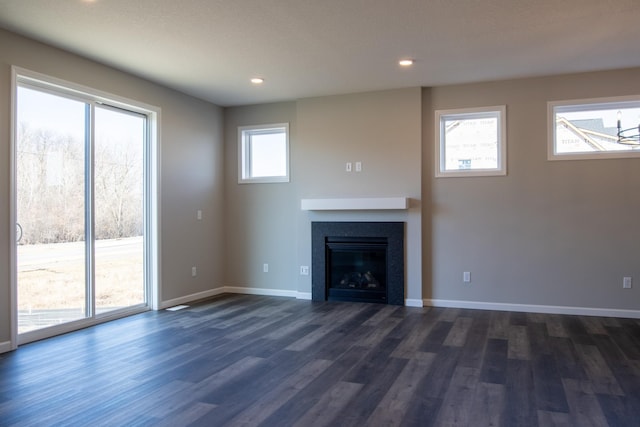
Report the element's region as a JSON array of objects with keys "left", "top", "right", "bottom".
[{"left": 1, "top": 294, "right": 639, "bottom": 426}]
